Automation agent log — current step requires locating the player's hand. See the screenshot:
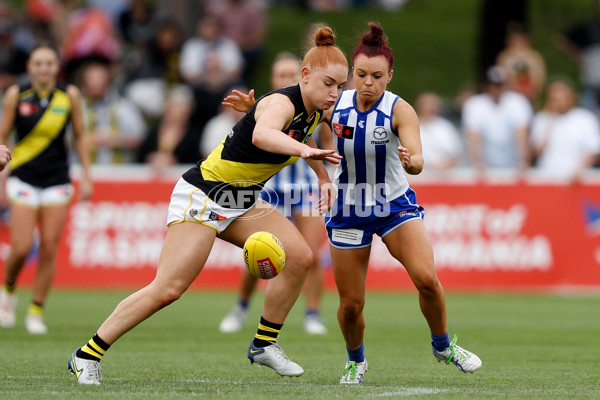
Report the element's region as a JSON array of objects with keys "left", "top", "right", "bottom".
[
  {"left": 301, "top": 148, "right": 343, "bottom": 165},
  {"left": 0, "top": 145, "right": 11, "bottom": 172},
  {"left": 77, "top": 175, "right": 93, "bottom": 201},
  {"left": 147, "top": 151, "right": 177, "bottom": 170},
  {"left": 222, "top": 89, "right": 255, "bottom": 112},
  {"left": 398, "top": 146, "right": 412, "bottom": 169},
  {"left": 316, "top": 181, "right": 336, "bottom": 214}
]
